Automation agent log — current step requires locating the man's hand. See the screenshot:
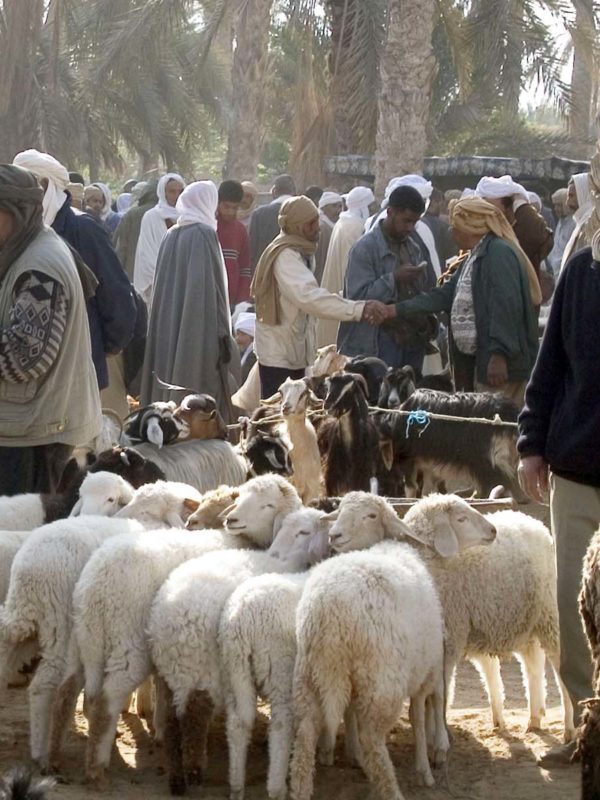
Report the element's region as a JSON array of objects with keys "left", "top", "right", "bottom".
[
  {"left": 361, "top": 300, "right": 388, "bottom": 325},
  {"left": 394, "top": 264, "right": 425, "bottom": 284},
  {"left": 518, "top": 455, "right": 549, "bottom": 503},
  {"left": 487, "top": 354, "right": 508, "bottom": 387}
]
